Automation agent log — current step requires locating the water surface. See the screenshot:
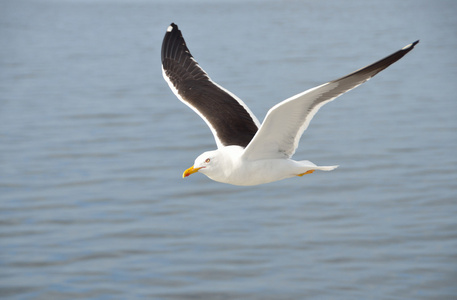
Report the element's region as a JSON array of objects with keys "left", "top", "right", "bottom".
[{"left": 1, "top": 0, "right": 456, "bottom": 299}]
